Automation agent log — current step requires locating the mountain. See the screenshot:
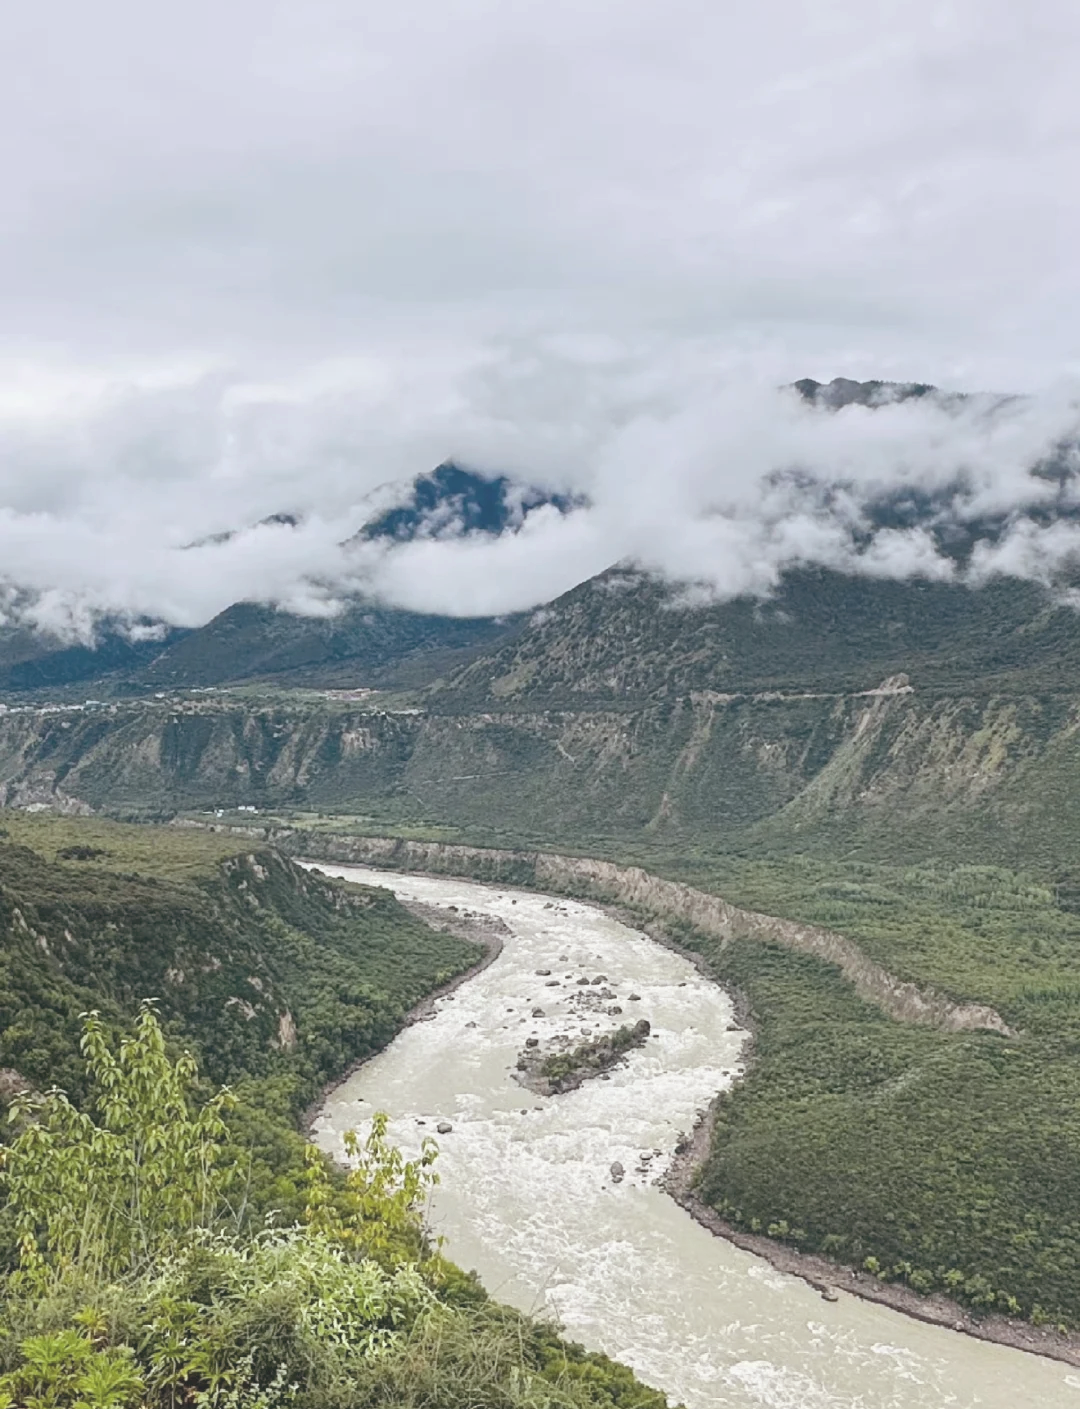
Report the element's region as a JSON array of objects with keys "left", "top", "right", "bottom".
[
  {"left": 0, "top": 619, "right": 190, "bottom": 693},
  {"left": 12, "top": 398, "right": 1080, "bottom": 1353},
  {"left": 356, "top": 460, "right": 581, "bottom": 542},
  {"left": 430, "top": 564, "right": 1076, "bottom": 708},
  {"left": 793, "top": 375, "right": 938, "bottom": 408},
  {"left": 0, "top": 462, "right": 575, "bottom": 698},
  {"left": 135, "top": 600, "right": 520, "bottom": 691},
  {"left": 1, "top": 564, "right": 1079, "bottom": 875},
  {"left": 134, "top": 463, "right": 575, "bottom": 690}
]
